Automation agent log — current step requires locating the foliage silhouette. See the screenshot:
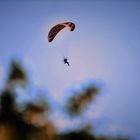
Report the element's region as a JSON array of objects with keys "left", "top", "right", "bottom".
[
  {"left": 0, "top": 61, "right": 129, "bottom": 140},
  {"left": 7, "top": 61, "right": 27, "bottom": 88},
  {"left": 66, "top": 85, "right": 99, "bottom": 116}
]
